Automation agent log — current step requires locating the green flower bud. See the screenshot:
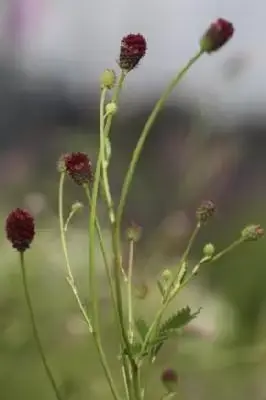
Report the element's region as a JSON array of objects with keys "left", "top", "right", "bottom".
[
  {"left": 161, "top": 269, "right": 172, "bottom": 281},
  {"left": 241, "top": 224, "right": 264, "bottom": 241},
  {"left": 71, "top": 201, "right": 83, "bottom": 213},
  {"left": 126, "top": 221, "right": 142, "bottom": 243},
  {"left": 105, "top": 101, "right": 117, "bottom": 116},
  {"left": 100, "top": 69, "right": 116, "bottom": 89},
  {"left": 203, "top": 243, "right": 215, "bottom": 258}
]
